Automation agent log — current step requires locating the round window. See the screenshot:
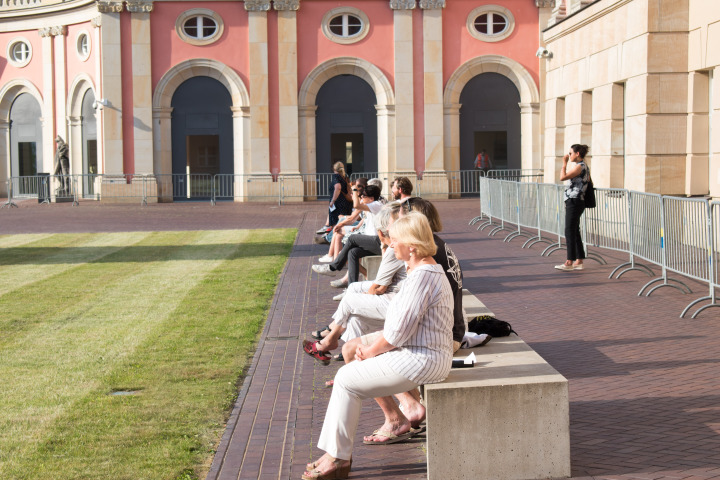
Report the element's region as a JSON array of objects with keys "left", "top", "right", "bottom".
[
  {"left": 175, "top": 9, "right": 224, "bottom": 46},
  {"left": 321, "top": 7, "right": 370, "bottom": 45},
  {"left": 7, "top": 39, "right": 32, "bottom": 67},
  {"left": 466, "top": 6, "right": 515, "bottom": 43},
  {"left": 77, "top": 32, "right": 91, "bottom": 61}
]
